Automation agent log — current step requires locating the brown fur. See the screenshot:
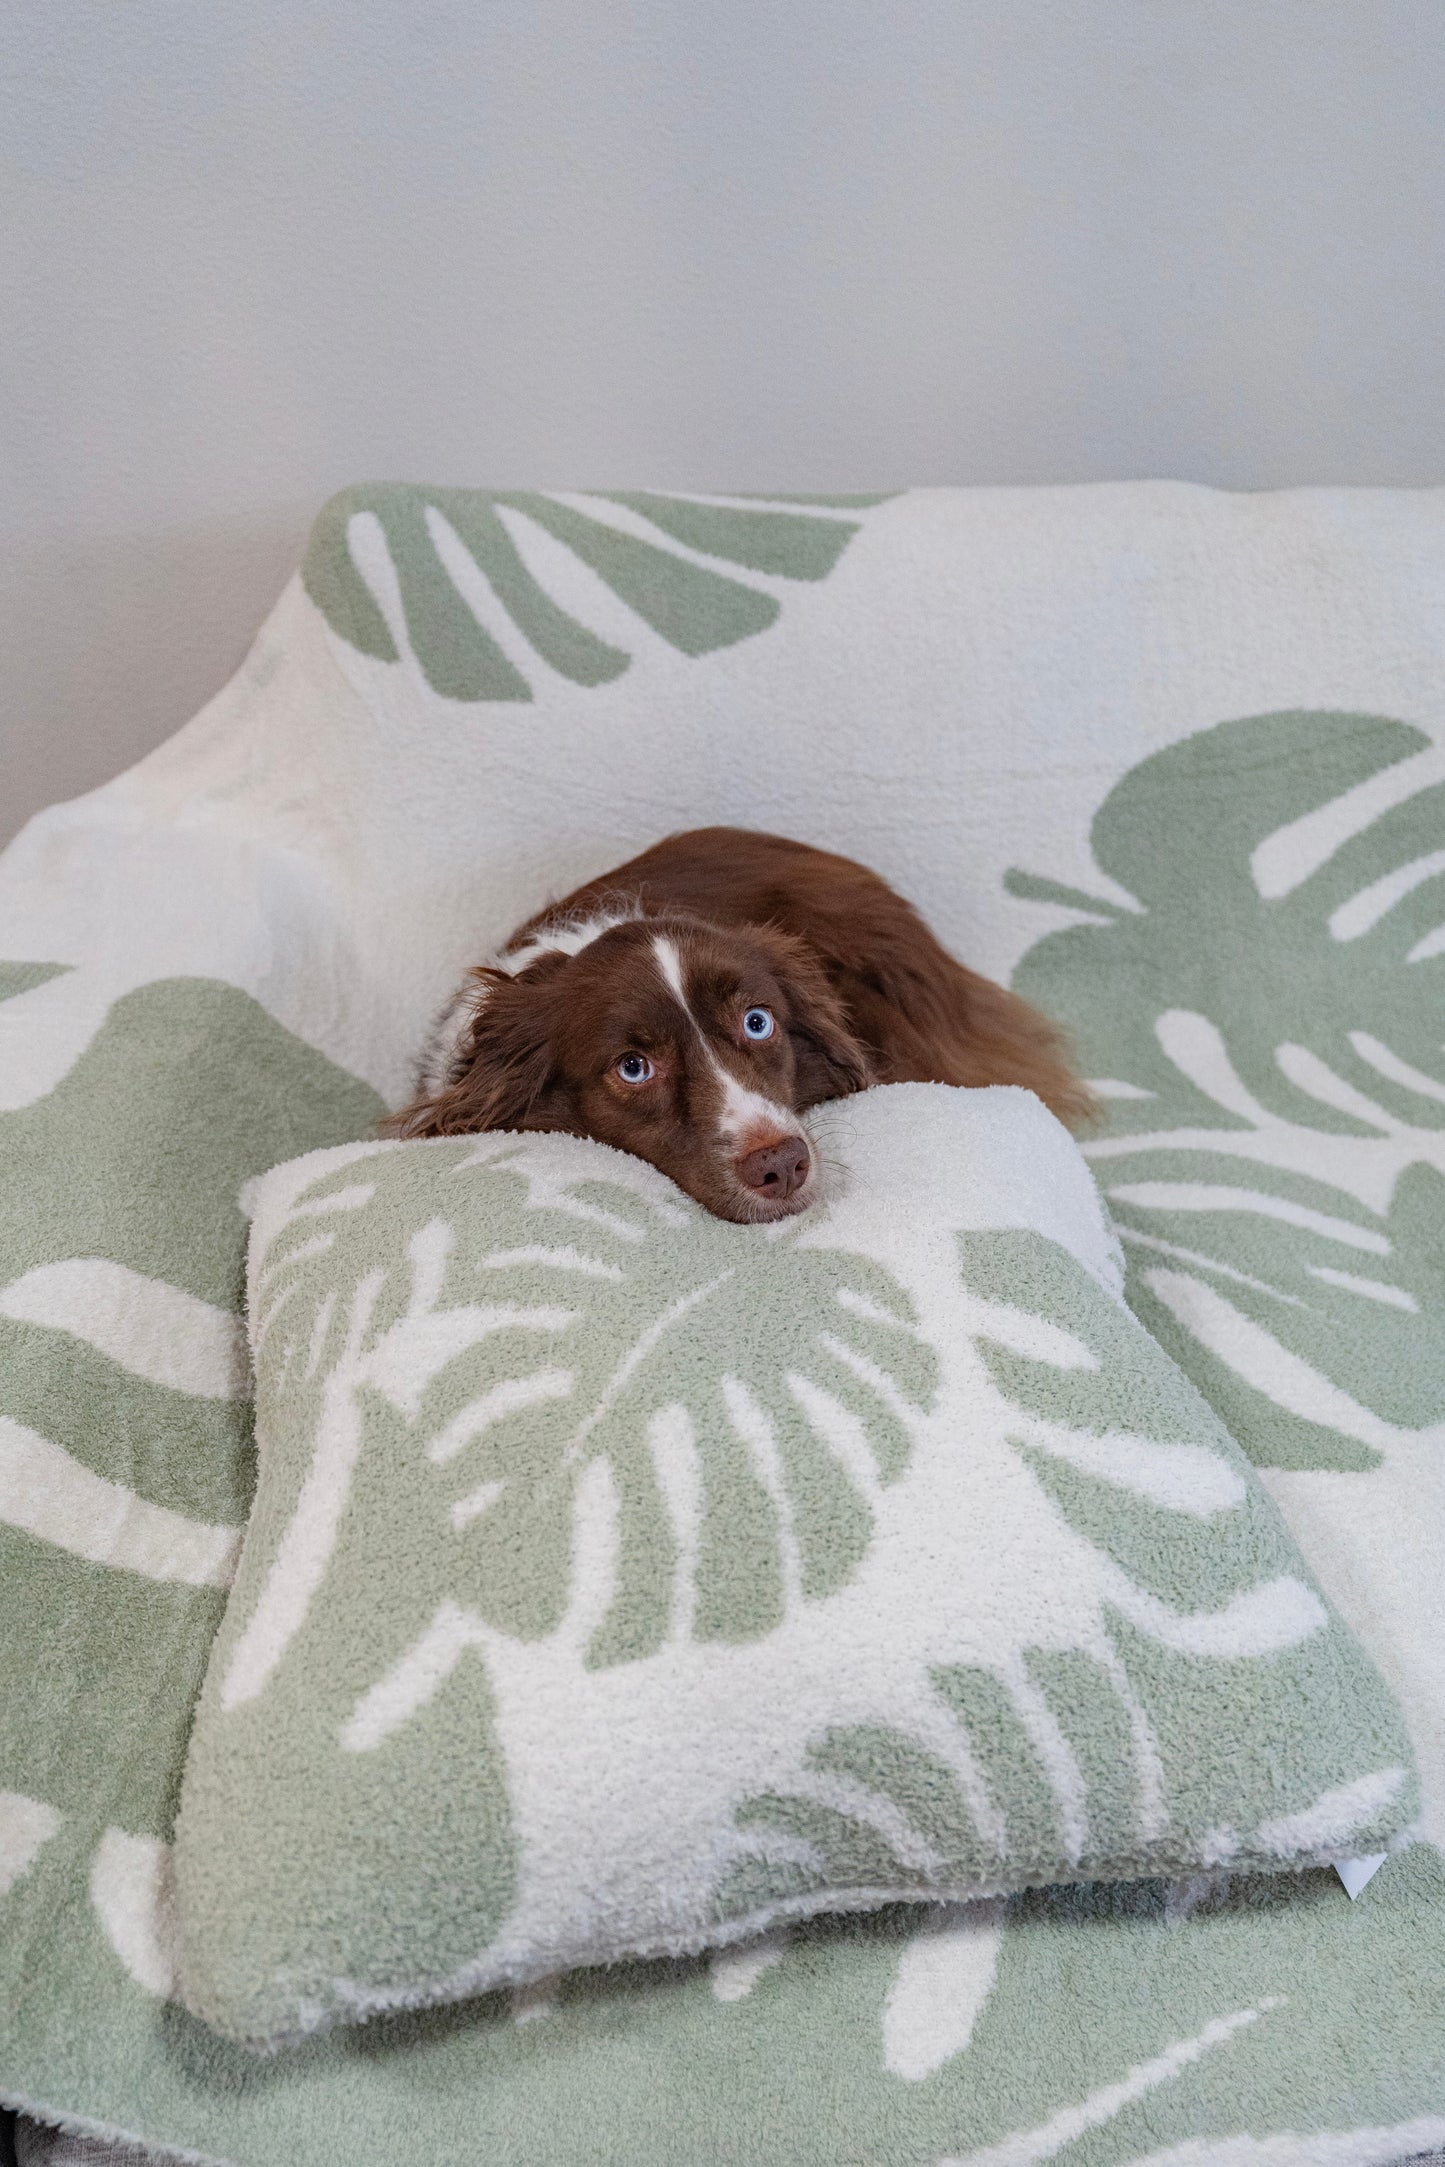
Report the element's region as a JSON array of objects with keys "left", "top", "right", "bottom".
[{"left": 390, "top": 828, "right": 1093, "bottom": 1221}]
